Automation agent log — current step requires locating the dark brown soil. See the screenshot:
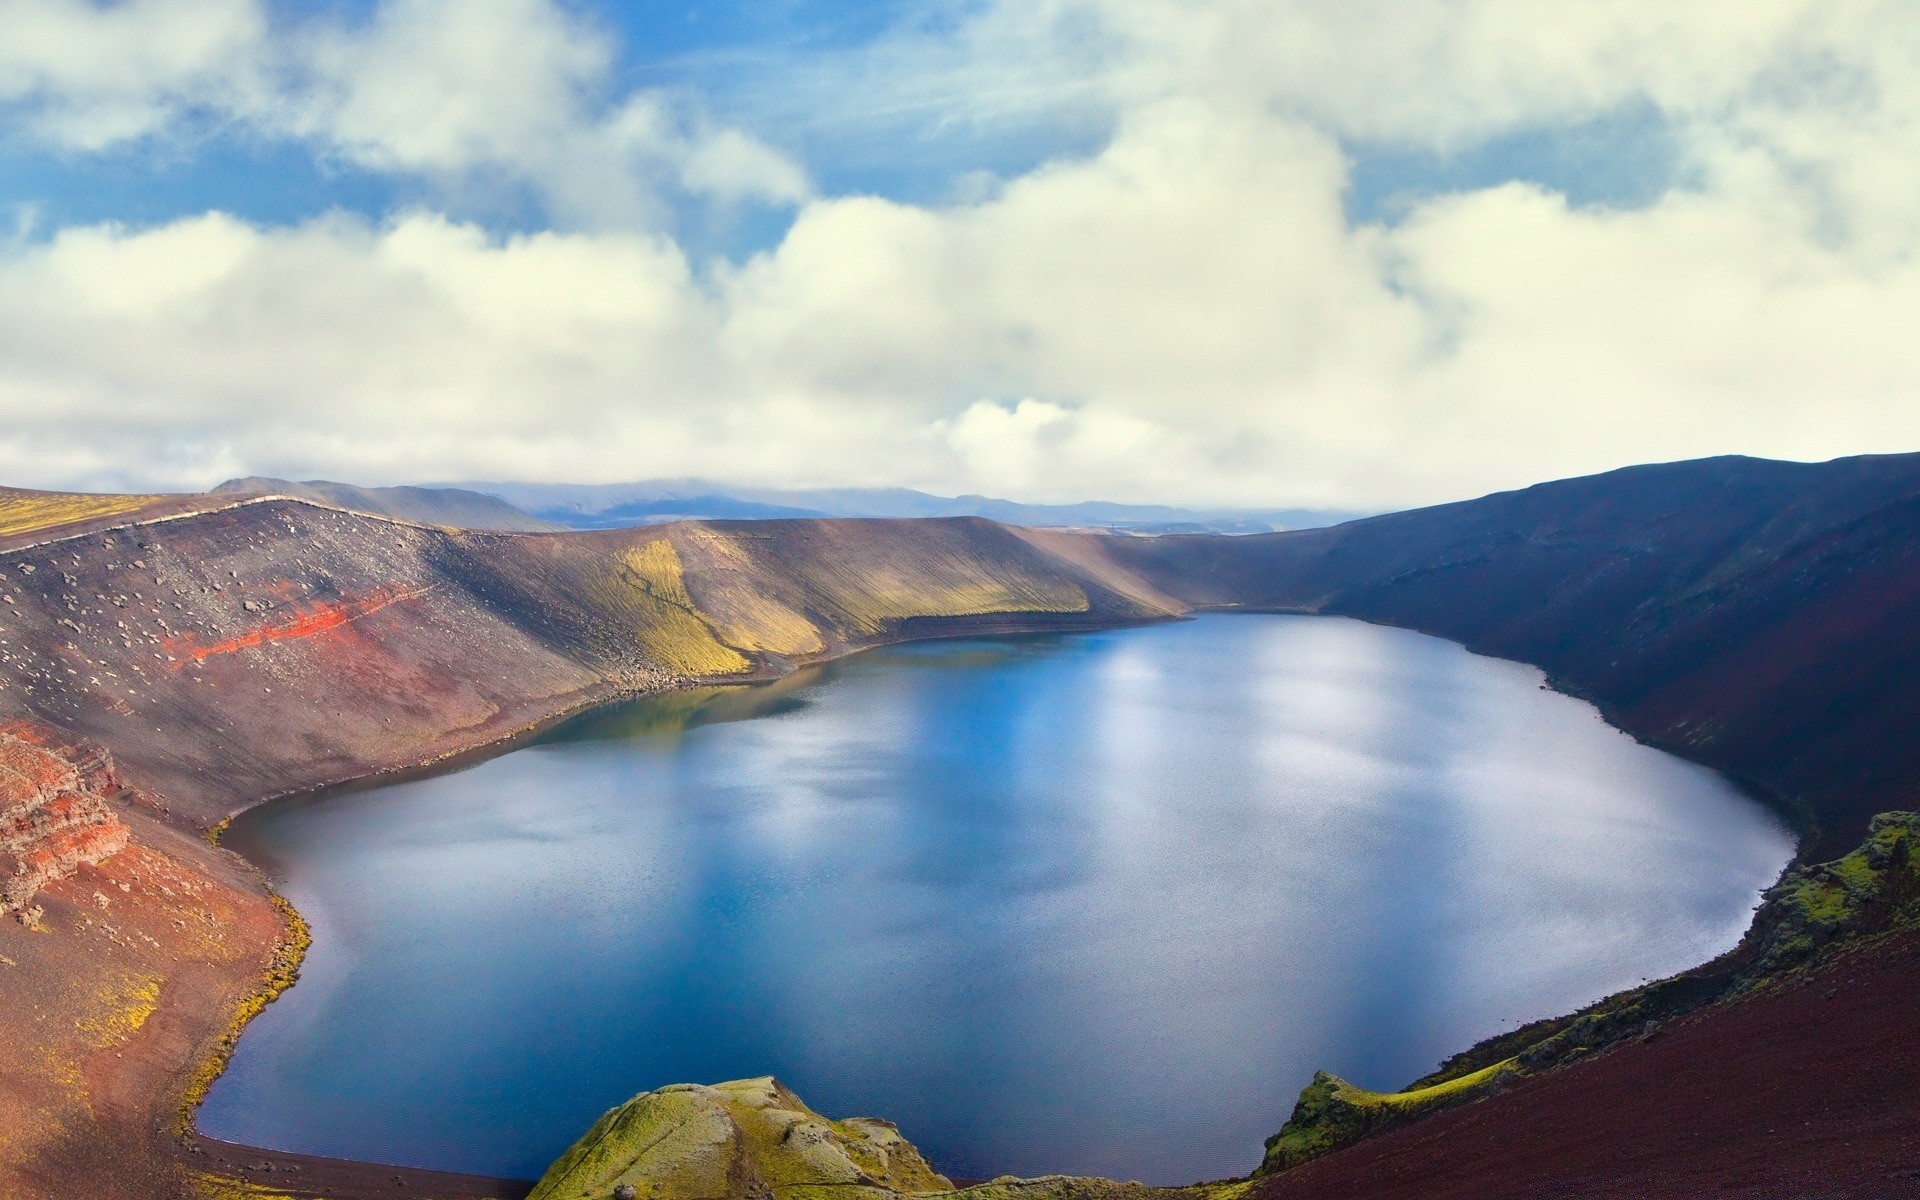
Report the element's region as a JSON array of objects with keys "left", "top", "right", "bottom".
[
  {"left": 187, "top": 1135, "right": 533, "bottom": 1198},
  {"left": 1248, "top": 930, "right": 1920, "bottom": 1199},
  {"left": 9, "top": 460, "right": 1920, "bottom": 1198}
]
